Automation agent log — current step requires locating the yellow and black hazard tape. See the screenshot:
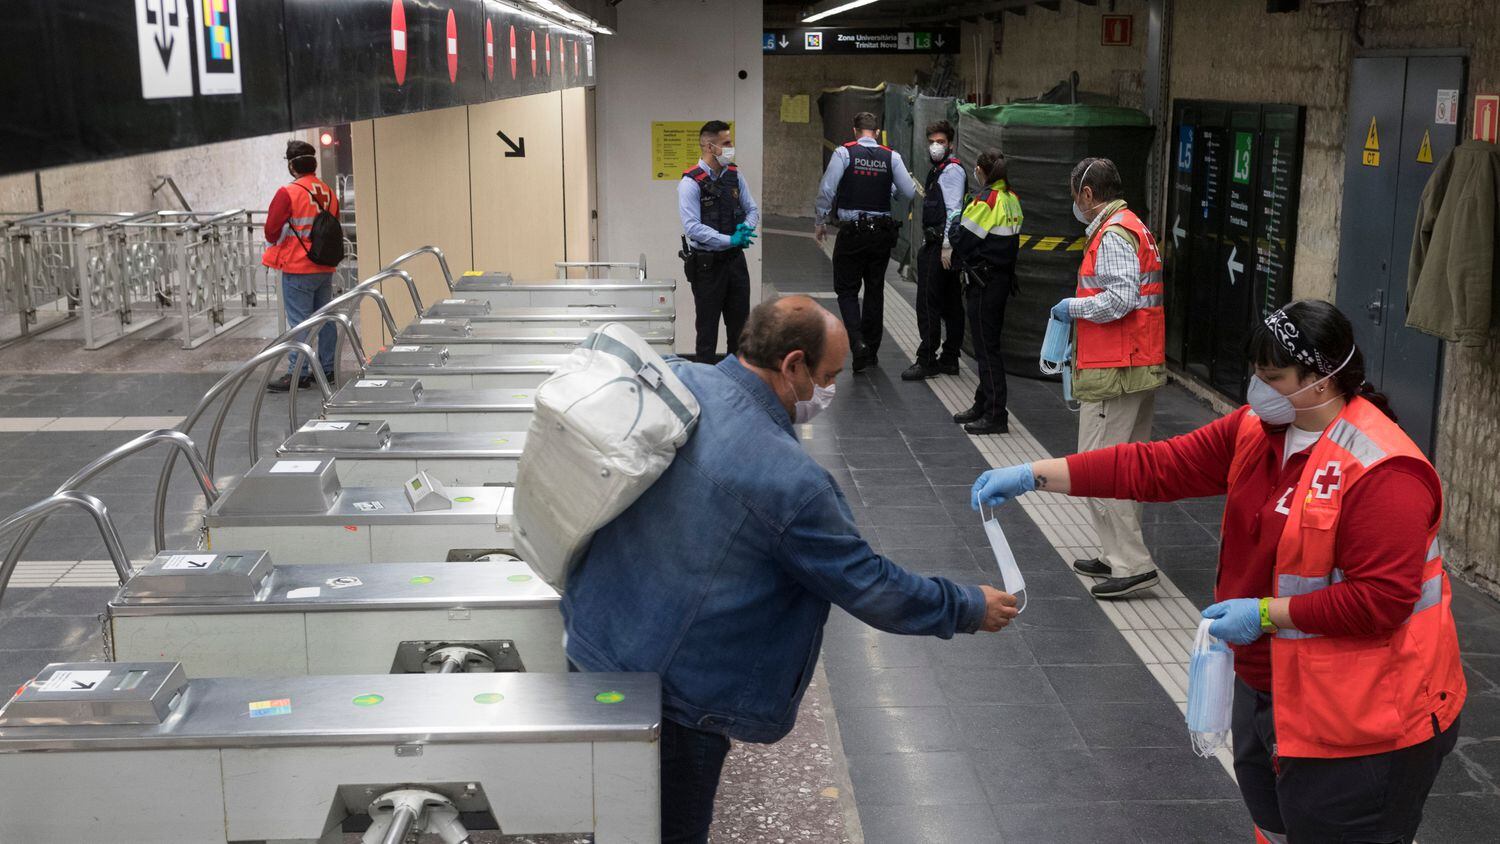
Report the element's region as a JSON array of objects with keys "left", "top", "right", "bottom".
[{"left": 1018, "top": 234, "right": 1089, "bottom": 252}]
